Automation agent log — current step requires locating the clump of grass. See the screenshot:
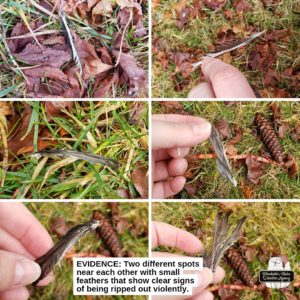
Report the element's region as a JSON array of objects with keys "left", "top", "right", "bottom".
[
  {"left": 153, "top": 101, "right": 300, "bottom": 199},
  {"left": 27, "top": 202, "right": 148, "bottom": 300},
  {"left": 0, "top": 101, "right": 148, "bottom": 199},
  {"left": 152, "top": 202, "right": 300, "bottom": 300},
  {"left": 152, "top": 0, "right": 300, "bottom": 97}
]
